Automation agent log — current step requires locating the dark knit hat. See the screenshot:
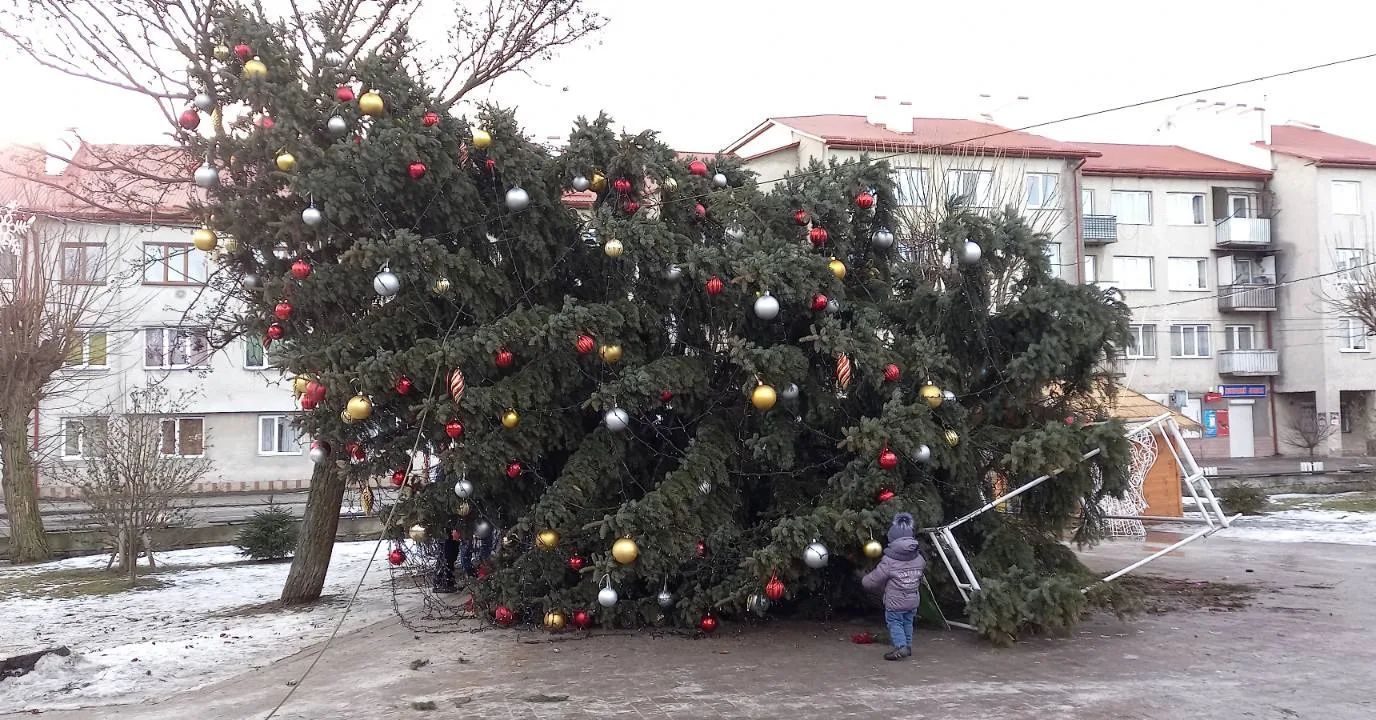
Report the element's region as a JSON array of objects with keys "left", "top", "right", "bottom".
[{"left": 887, "top": 512, "right": 915, "bottom": 542}]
